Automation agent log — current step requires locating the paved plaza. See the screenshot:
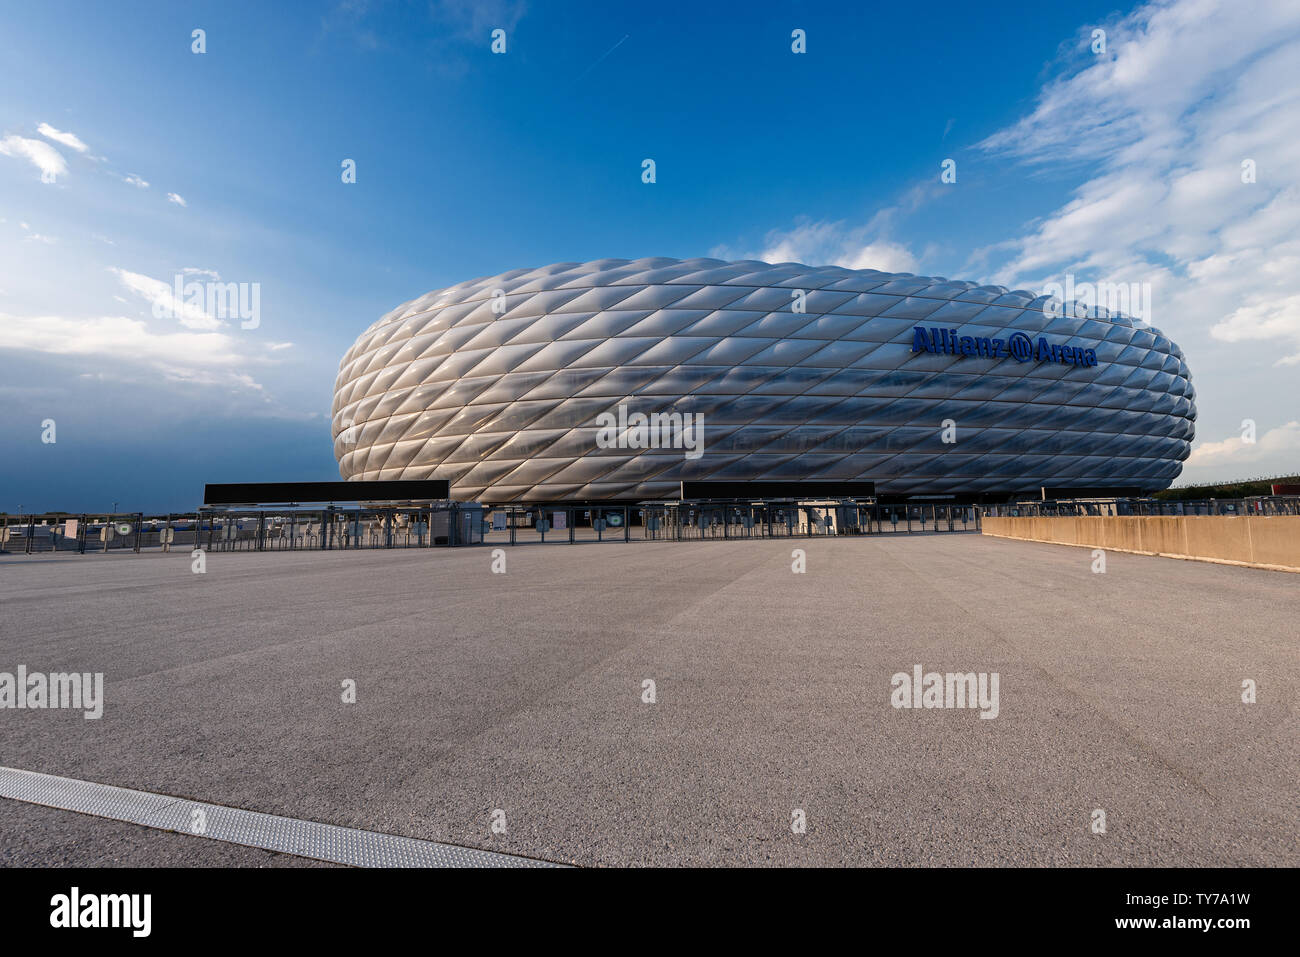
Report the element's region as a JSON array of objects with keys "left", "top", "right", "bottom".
[{"left": 1, "top": 535, "right": 1295, "bottom": 866}]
